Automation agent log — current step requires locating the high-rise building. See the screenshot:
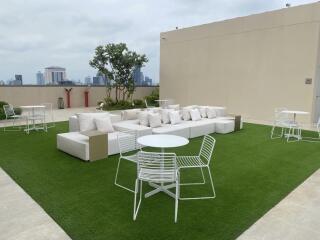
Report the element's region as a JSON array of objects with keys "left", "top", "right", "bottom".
[
  {"left": 44, "top": 66, "right": 66, "bottom": 84},
  {"left": 144, "top": 76, "right": 153, "bottom": 86},
  {"left": 14, "top": 74, "right": 23, "bottom": 85},
  {"left": 36, "top": 71, "right": 45, "bottom": 85},
  {"left": 84, "top": 76, "right": 91, "bottom": 85},
  {"left": 133, "top": 67, "right": 142, "bottom": 85}
]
